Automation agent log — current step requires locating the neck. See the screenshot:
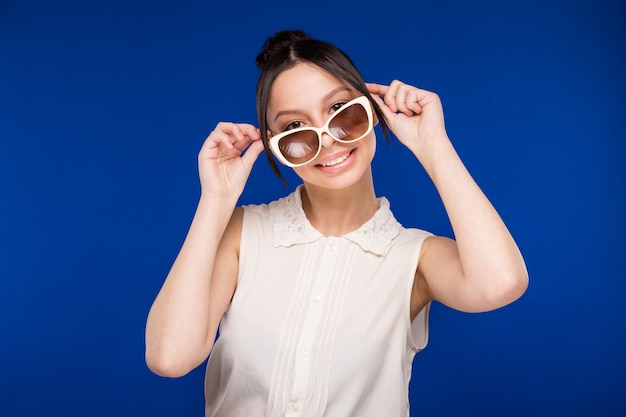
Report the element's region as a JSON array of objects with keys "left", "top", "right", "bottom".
[{"left": 300, "top": 168, "right": 379, "bottom": 237}]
